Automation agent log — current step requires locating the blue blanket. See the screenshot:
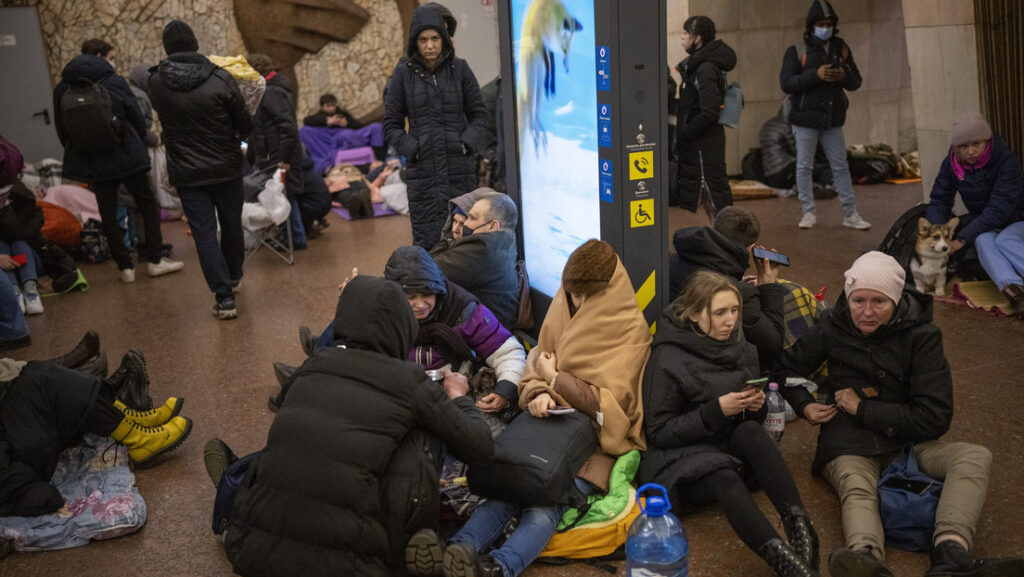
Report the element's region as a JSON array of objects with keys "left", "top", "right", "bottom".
[
  {"left": 299, "top": 124, "right": 384, "bottom": 175},
  {"left": 0, "top": 435, "right": 146, "bottom": 551}
]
